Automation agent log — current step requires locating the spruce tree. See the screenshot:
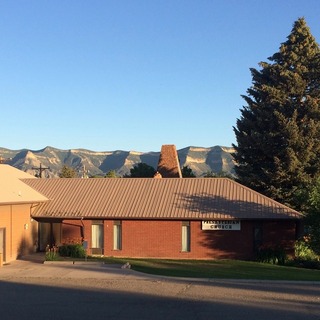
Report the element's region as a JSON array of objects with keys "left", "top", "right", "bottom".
[{"left": 233, "top": 18, "right": 320, "bottom": 209}]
